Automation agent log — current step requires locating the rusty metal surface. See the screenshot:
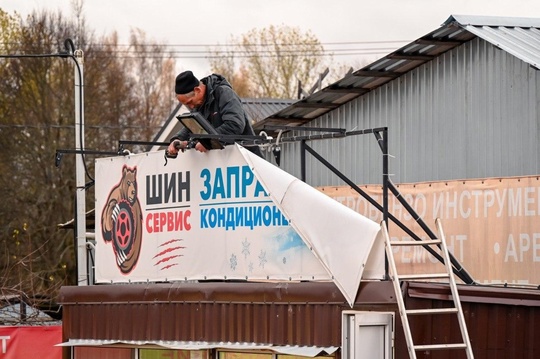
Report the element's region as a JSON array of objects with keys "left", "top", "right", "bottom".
[
  {"left": 60, "top": 280, "right": 540, "bottom": 358},
  {"left": 59, "top": 281, "right": 396, "bottom": 304},
  {"left": 404, "top": 282, "right": 540, "bottom": 359},
  {"left": 407, "top": 281, "right": 540, "bottom": 306},
  {"left": 60, "top": 281, "right": 396, "bottom": 347}
]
